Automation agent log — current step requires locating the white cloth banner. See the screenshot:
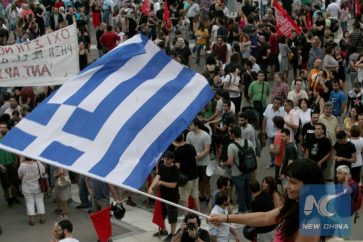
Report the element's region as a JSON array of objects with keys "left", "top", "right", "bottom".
[{"left": 0, "top": 24, "right": 79, "bottom": 87}]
